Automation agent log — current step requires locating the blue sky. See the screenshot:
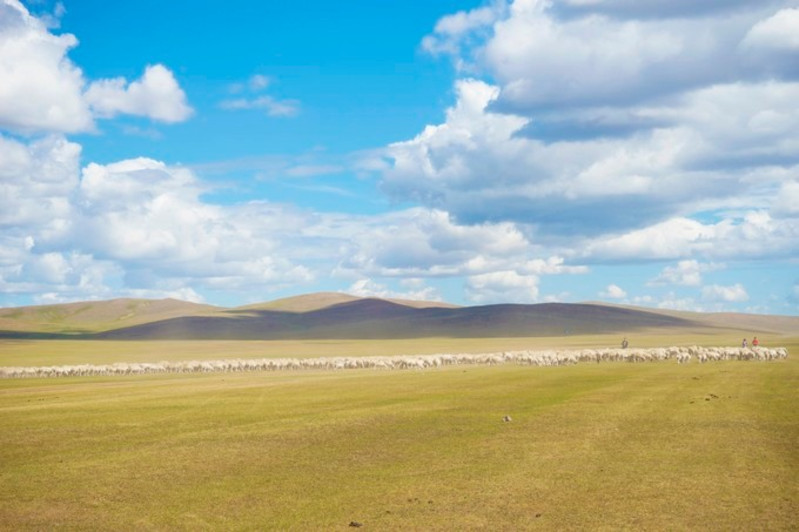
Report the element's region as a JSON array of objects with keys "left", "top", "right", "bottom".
[{"left": 1, "top": 0, "right": 798, "bottom": 314}]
